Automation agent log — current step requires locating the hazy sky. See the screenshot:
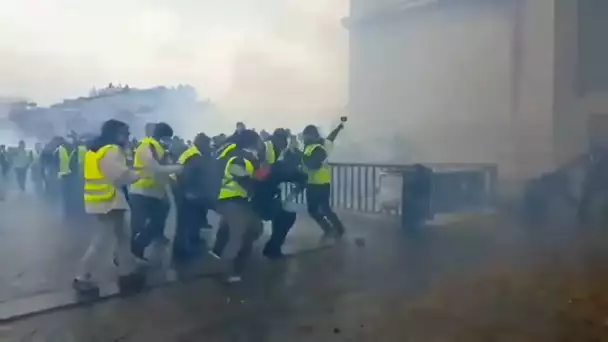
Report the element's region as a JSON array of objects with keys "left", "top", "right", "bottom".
[{"left": 0, "top": 0, "right": 349, "bottom": 114}]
